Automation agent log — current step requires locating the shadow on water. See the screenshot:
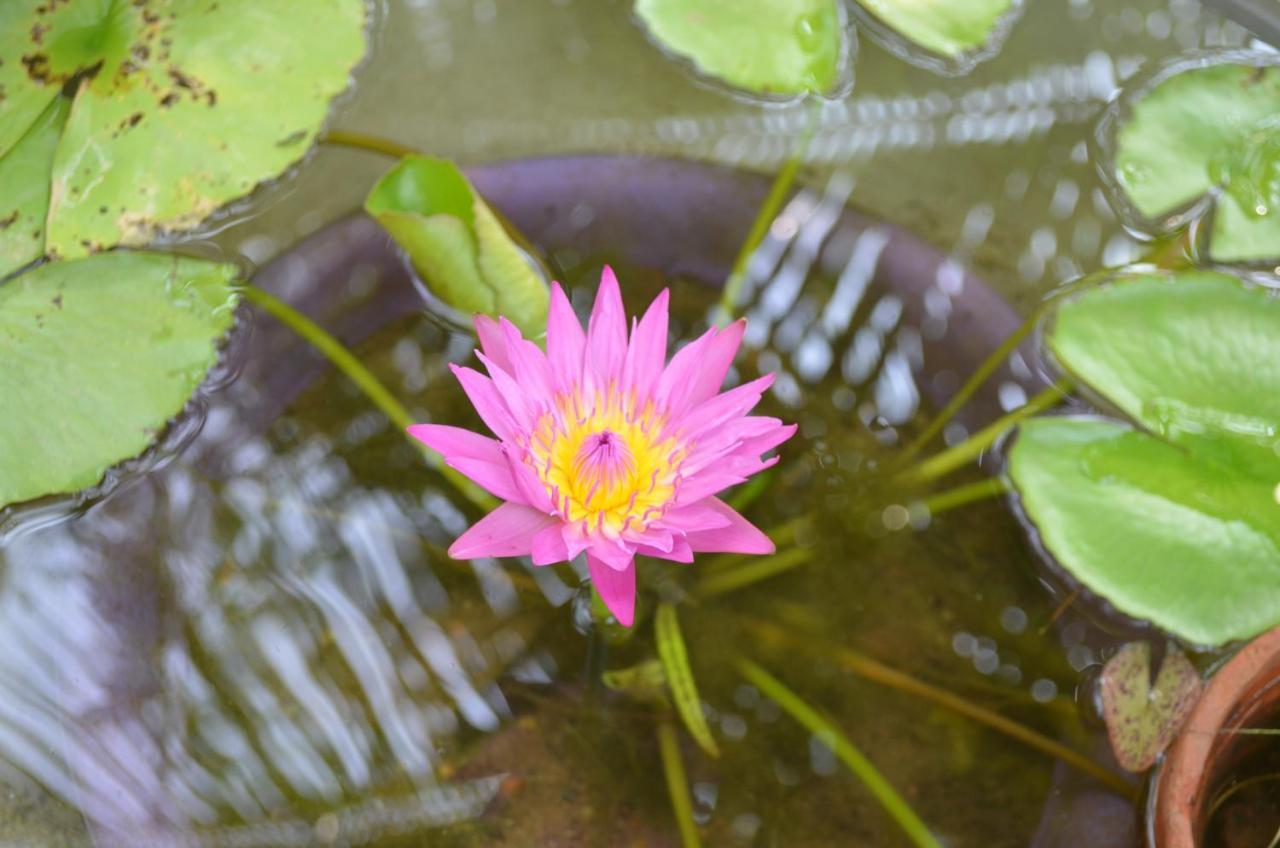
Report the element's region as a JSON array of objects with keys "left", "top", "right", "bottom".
[{"left": 0, "top": 157, "right": 1141, "bottom": 846}]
